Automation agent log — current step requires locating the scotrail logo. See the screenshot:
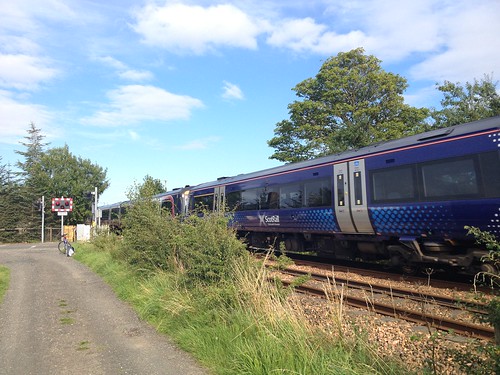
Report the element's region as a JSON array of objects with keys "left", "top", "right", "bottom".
[{"left": 258, "top": 213, "right": 280, "bottom": 226}]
